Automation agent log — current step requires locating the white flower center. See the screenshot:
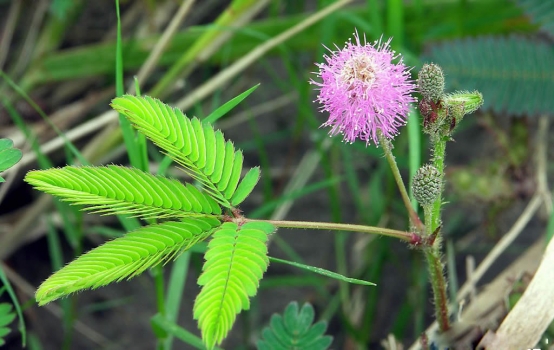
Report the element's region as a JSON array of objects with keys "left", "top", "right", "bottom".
[{"left": 340, "top": 54, "right": 377, "bottom": 90}]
